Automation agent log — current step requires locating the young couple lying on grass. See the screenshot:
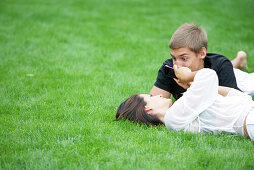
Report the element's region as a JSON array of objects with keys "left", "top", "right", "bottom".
[
  {"left": 116, "top": 66, "right": 254, "bottom": 142},
  {"left": 116, "top": 23, "right": 254, "bottom": 141}
]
